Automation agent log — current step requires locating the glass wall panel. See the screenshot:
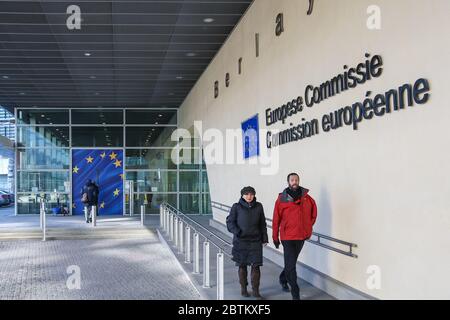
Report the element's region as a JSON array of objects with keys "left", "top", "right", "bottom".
[
  {"left": 126, "top": 127, "right": 176, "bottom": 147},
  {"left": 125, "top": 193, "right": 177, "bottom": 215},
  {"left": 72, "top": 127, "right": 123, "bottom": 147},
  {"left": 125, "top": 171, "right": 177, "bottom": 193},
  {"left": 126, "top": 110, "right": 177, "bottom": 125},
  {"left": 17, "top": 193, "right": 70, "bottom": 214},
  {"left": 202, "top": 193, "right": 212, "bottom": 214},
  {"left": 72, "top": 109, "right": 123, "bottom": 125},
  {"left": 17, "top": 126, "right": 69, "bottom": 148},
  {"left": 179, "top": 193, "right": 200, "bottom": 214},
  {"left": 179, "top": 171, "right": 199, "bottom": 192},
  {"left": 17, "top": 148, "right": 70, "bottom": 170},
  {"left": 179, "top": 148, "right": 201, "bottom": 170},
  {"left": 17, "top": 171, "right": 69, "bottom": 193},
  {"left": 125, "top": 149, "right": 177, "bottom": 170},
  {"left": 17, "top": 109, "right": 69, "bottom": 125}
]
